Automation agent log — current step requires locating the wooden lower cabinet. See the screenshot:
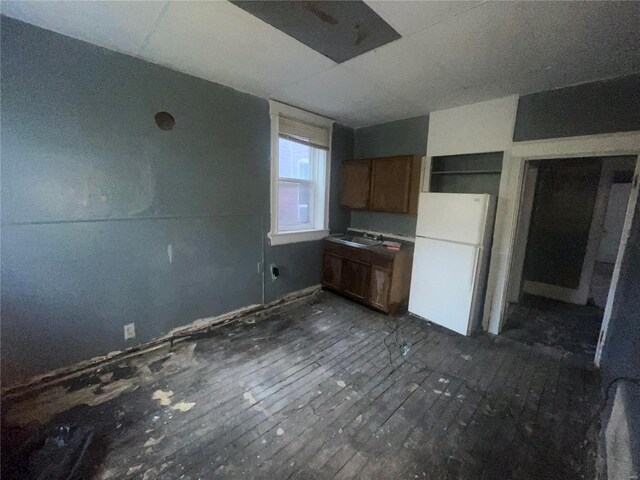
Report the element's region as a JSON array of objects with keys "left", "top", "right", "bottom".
[
  {"left": 341, "top": 258, "right": 370, "bottom": 300},
  {"left": 321, "top": 240, "right": 412, "bottom": 315},
  {"left": 322, "top": 253, "right": 342, "bottom": 290},
  {"left": 369, "top": 264, "right": 391, "bottom": 310}
]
